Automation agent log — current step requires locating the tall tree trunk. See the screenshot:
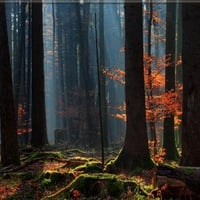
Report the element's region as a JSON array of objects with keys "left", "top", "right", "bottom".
[
  {"left": 76, "top": 3, "right": 88, "bottom": 145},
  {"left": 31, "top": 1, "right": 48, "bottom": 147},
  {"left": 163, "top": 2, "right": 179, "bottom": 161},
  {"left": 15, "top": 3, "right": 27, "bottom": 146},
  {"left": 175, "top": 3, "right": 182, "bottom": 148},
  {"left": 180, "top": 3, "right": 200, "bottom": 166},
  {"left": 26, "top": 3, "right": 32, "bottom": 144},
  {"left": 0, "top": 3, "right": 20, "bottom": 166},
  {"left": 99, "top": 3, "right": 108, "bottom": 148},
  {"left": 110, "top": 3, "right": 153, "bottom": 174},
  {"left": 146, "top": 0, "right": 157, "bottom": 154}
]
